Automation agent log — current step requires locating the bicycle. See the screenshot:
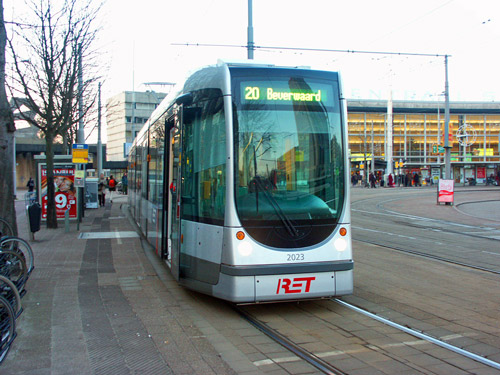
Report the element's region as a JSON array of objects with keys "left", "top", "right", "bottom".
[
  {"left": 0, "top": 237, "right": 35, "bottom": 276},
  {"left": 0, "top": 276, "right": 22, "bottom": 319},
  {"left": 0, "top": 219, "right": 13, "bottom": 239},
  {"left": 0, "top": 295, "right": 16, "bottom": 364},
  {"left": 0, "top": 250, "right": 28, "bottom": 295}
]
